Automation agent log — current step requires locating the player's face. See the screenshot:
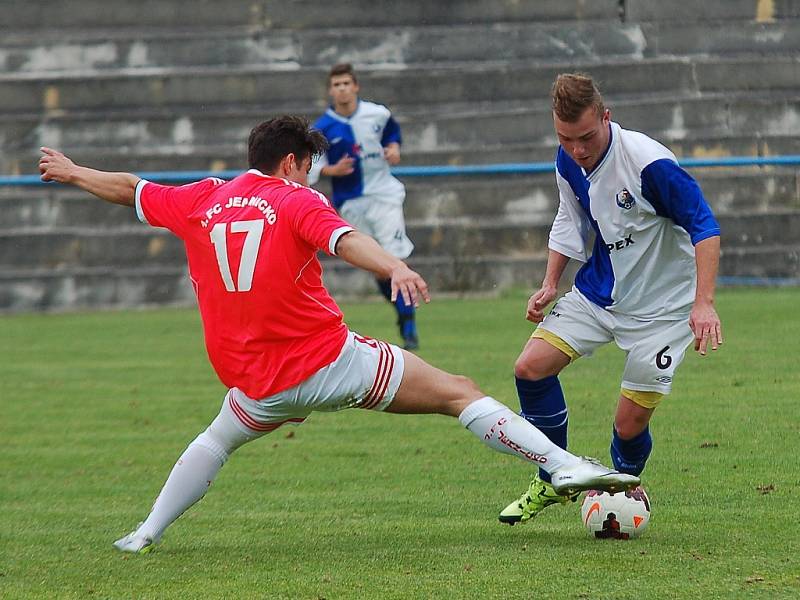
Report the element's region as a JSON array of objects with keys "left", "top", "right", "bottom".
[
  {"left": 553, "top": 107, "right": 611, "bottom": 172},
  {"left": 328, "top": 74, "right": 359, "bottom": 107}
]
